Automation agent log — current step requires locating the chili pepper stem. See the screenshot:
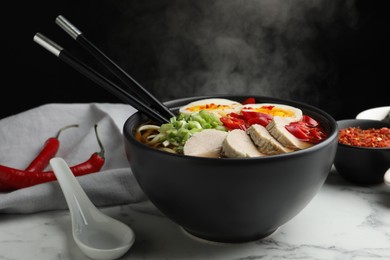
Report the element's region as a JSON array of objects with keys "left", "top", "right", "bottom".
[
  {"left": 55, "top": 124, "right": 79, "bottom": 138},
  {"left": 94, "top": 124, "right": 105, "bottom": 157}
]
